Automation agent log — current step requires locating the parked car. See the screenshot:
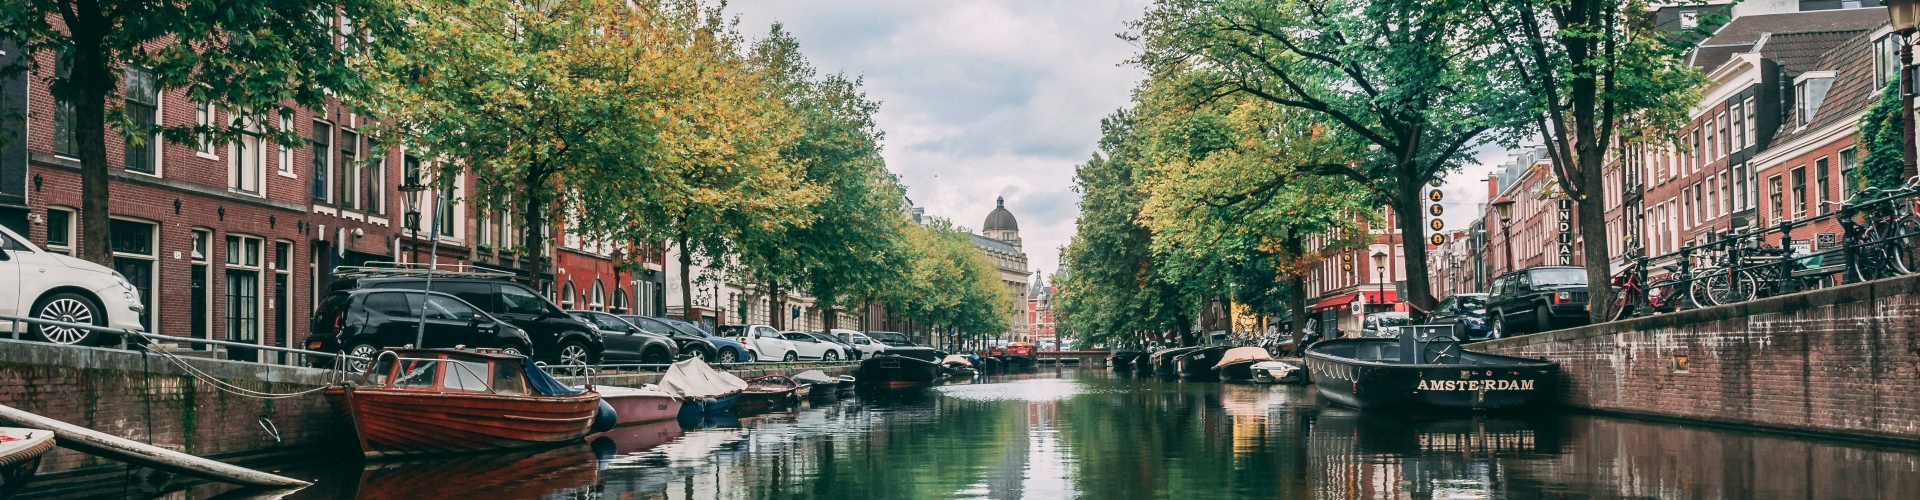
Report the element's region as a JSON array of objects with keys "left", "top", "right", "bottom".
[
  {"left": 828, "top": 329, "right": 886, "bottom": 359},
  {"left": 0, "top": 224, "right": 144, "bottom": 346},
  {"left": 1358, "top": 312, "right": 1411, "bottom": 338},
  {"left": 718, "top": 324, "right": 799, "bottom": 361},
  {"left": 330, "top": 273, "right": 604, "bottom": 365},
  {"left": 620, "top": 315, "right": 749, "bottom": 363},
  {"left": 307, "top": 289, "right": 531, "bottom": 369},
  {"left": 1487, "top": 266, "right": 1592, "bottom": 337},
  {"left": 566, "top": 310, "right": 678, "bottom": 364},
  {"left": 781, "top": 331, "right": 847, "bottom": 361},
  {"left": 803, "top": 331, "right": 860, "bottom": 359},
  {"left": 866, "top": 331, "right": 917, "bottom": 348},
  {"left": 1428, "top": 293, "right": 1492, "bottom": 340}
]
